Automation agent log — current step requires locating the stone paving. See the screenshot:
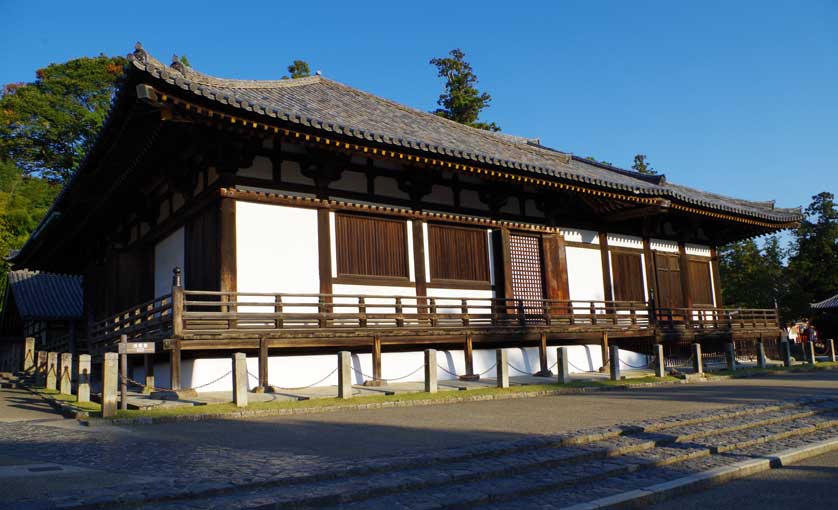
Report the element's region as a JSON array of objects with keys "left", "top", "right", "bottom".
[{"left": 6, "top": 395, "right": 837, "bottom": 509}]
